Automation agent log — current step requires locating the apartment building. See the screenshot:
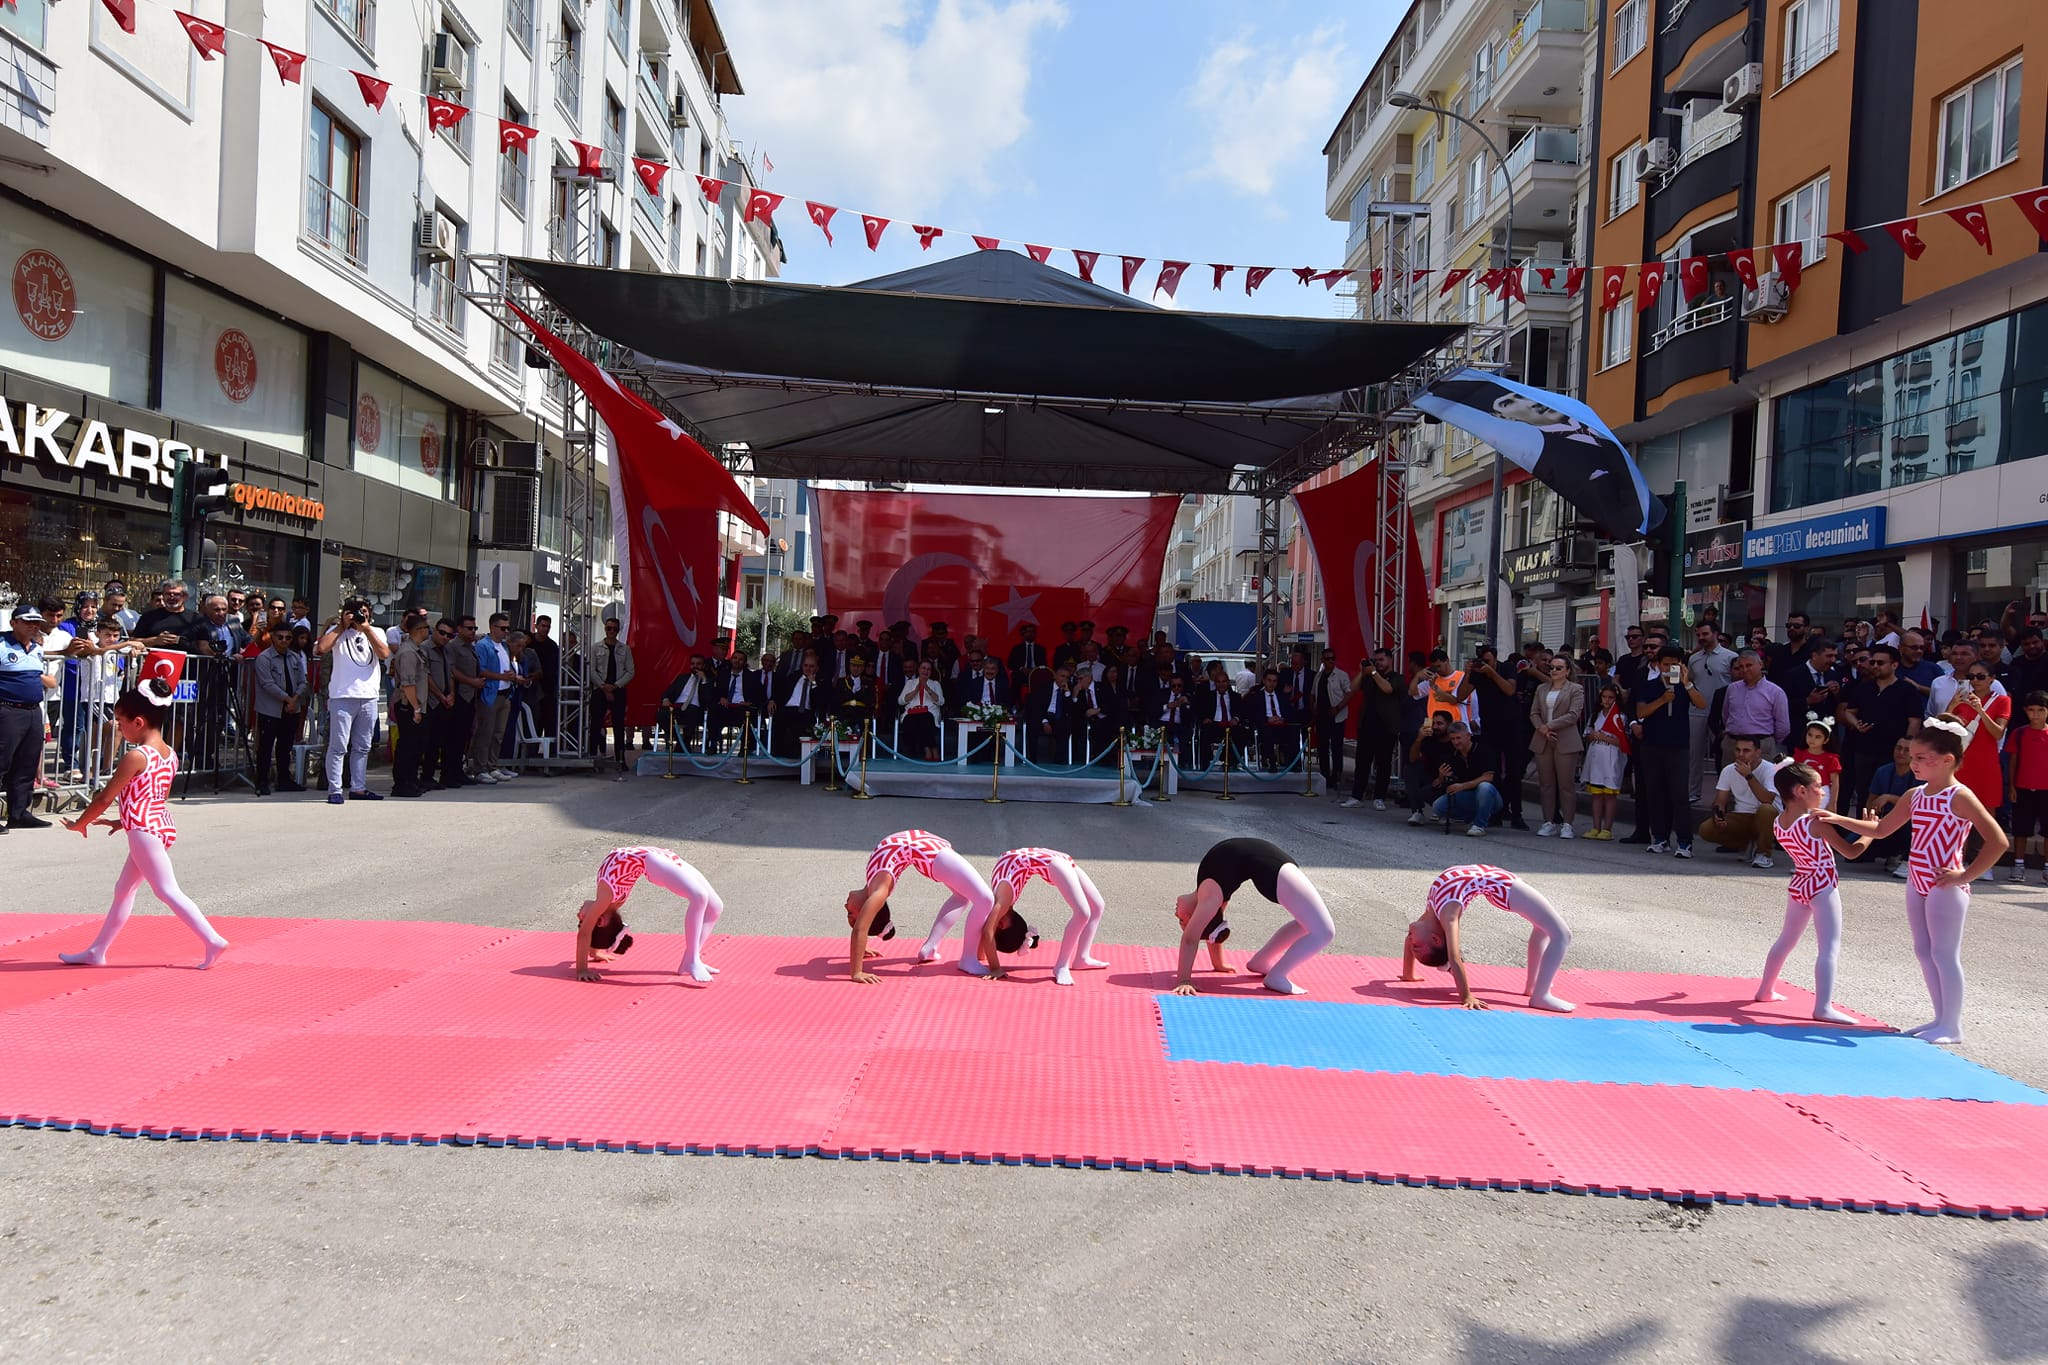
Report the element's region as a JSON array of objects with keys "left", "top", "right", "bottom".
[
  {"left": 0, "top": 0, "right": 768, "bottom": 635},
  {"left": 1589, "top": 0, "right": 2047, "bottom": 638},
  {"left": 1189, "top": 493, "right": 1261, "bottom": 605},
  {"left": 1324, "top": 0, "right": 1600, "bottom": 658},
  {"left": 740, "top": 476, "right": 818, "bottom": 623}
]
